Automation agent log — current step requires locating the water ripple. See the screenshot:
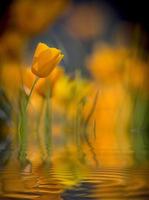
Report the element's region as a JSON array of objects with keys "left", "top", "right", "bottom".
[{"left": 0, "top": 165, "right": 149, "bottom": 200}]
